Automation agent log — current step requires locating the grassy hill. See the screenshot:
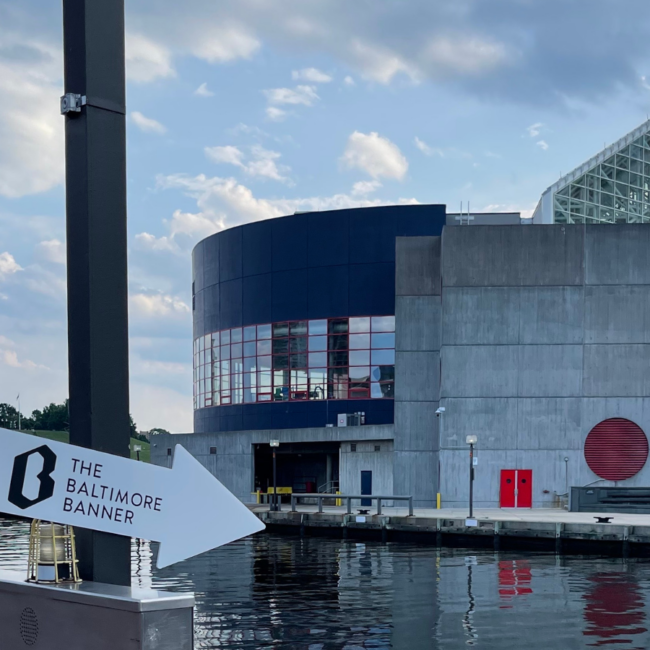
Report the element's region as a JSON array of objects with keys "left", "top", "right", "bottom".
[{"left": 22, "top": 430, "right": 150, "bottom": 463}]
